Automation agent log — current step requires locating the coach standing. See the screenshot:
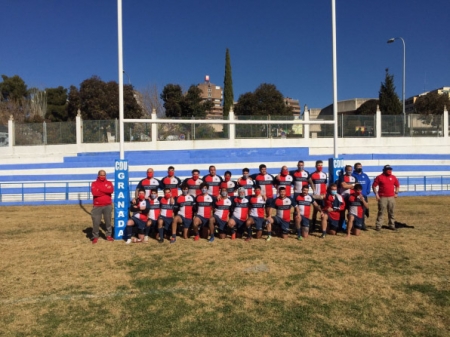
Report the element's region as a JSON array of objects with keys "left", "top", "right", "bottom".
[
  {"left": 372, "top": 165, "right": 399, "bottom": 231},
  {"left": 91, "top": 170, "right": 114, "bottom": 244}
]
